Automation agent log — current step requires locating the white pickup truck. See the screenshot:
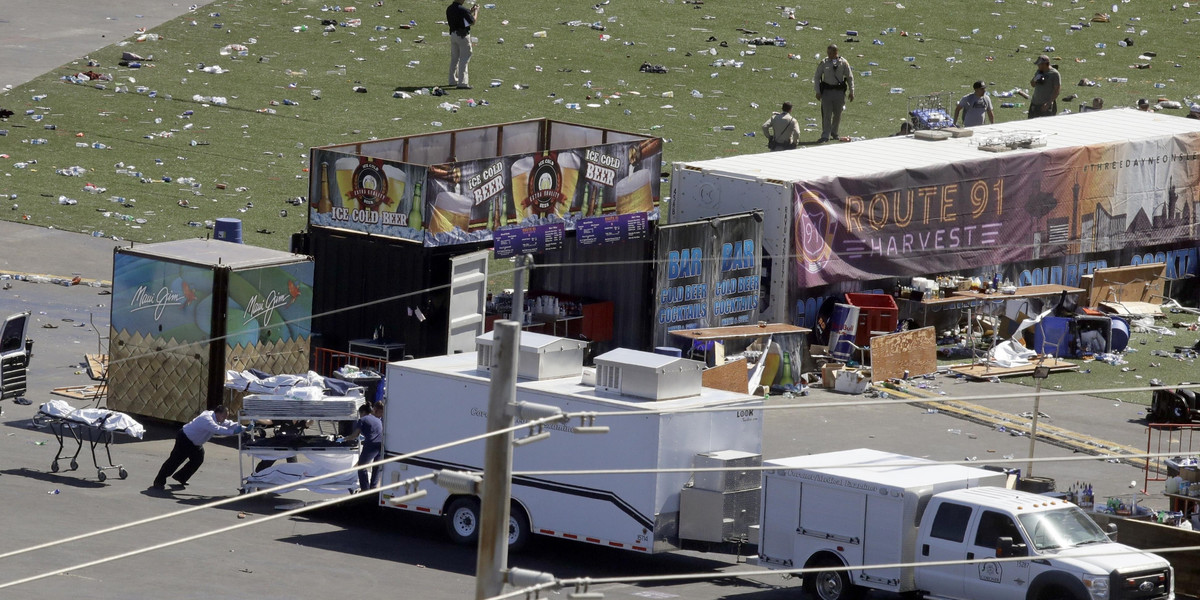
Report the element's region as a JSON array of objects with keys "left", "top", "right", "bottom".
[{"left": 759, "top": 449, "right": 1174, "bottom": 600}]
